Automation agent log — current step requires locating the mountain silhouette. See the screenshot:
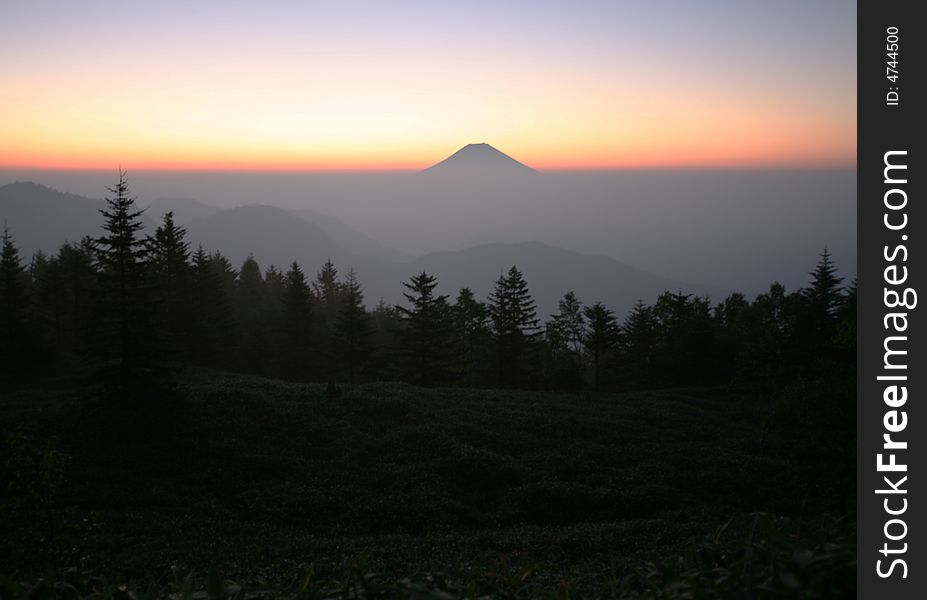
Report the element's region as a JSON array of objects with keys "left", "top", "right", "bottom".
[
  {"left": 423, "top": 143, "right": 536, "bottom": 173},
  {"left": 145, "top": 196, "right": 409, "bottom": 262},
  {"left": 2, "top": 181, "right": 727, "bottom": 318},
  {"left": 146, "top": 197, "right": 221, "bottom": 223},
  {"left": 183, "top": 204, "right": 352, "bottom": 270},
  {"left": 287, "top": 207, "right": 410, "bottom": 262},
  {"left": 407, "top": 241, "right": 725, "bottom": 317},
  {"left": 0, "top": 182, "right": 156, "bottom": 256}
]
